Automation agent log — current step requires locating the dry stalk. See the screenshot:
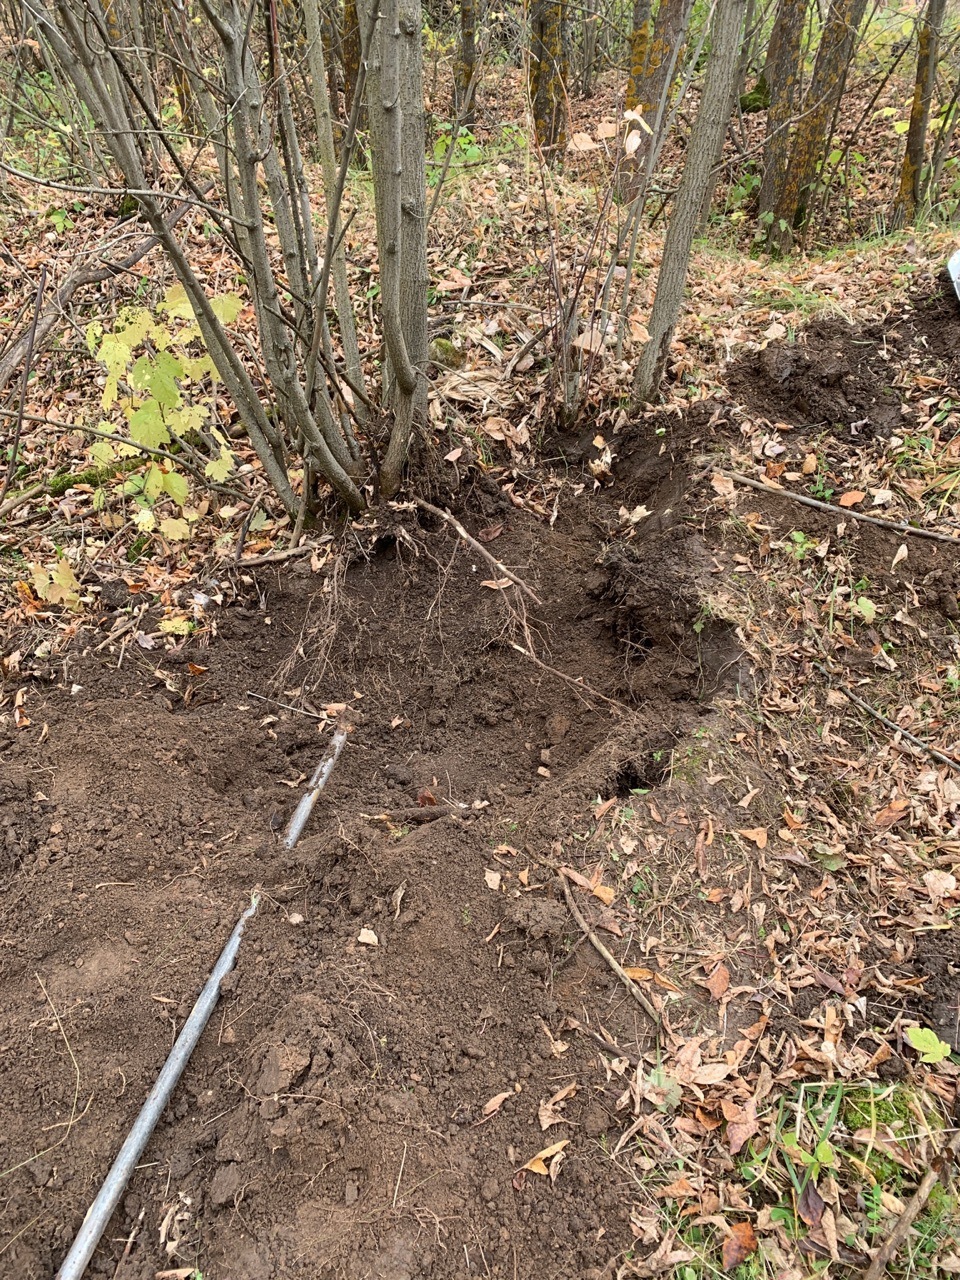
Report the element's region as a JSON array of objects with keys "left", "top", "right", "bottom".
[
  {"left": 862, "top": 1129, "right": 960, "bottom": 1280},
  {"left": 556, "top": 869, "right": 661, "bottom": 1026}
]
